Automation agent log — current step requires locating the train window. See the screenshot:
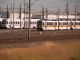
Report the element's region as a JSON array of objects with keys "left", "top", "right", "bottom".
[
  {"left": 76, "top": 22, "right": 78, "bottom": 25},
  {"left": 51, "top": 22, "right": 53, "bottom": 25},
  {"left": 47, "top": 22, "right": 48, "bottom": 25},
  {"left": 2, "top": 20, "right": 6, "bottom": 24},
  {"left": 18, "top": 21, "right": 19, "bottom": 24},
  {"left": 15, "top": 21, "right": 17, "bottom": 24},
  {"left": 55, "top": 22, "right": 57, "bottom": 25},
  {"left": 48, "top": 22, "right": 50, "bottom": 25},
  {"left": 63, "top": 22, "right": 66, "bottom": 25},
  {"left": 16, "top": 21, "right": 17, "bottom": 24},
  {"left": 6, "top": 21, "right": 8, "bottom": 24},
  {"left": 42, "top": 22, "right": 44, "bottom": 25}
]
